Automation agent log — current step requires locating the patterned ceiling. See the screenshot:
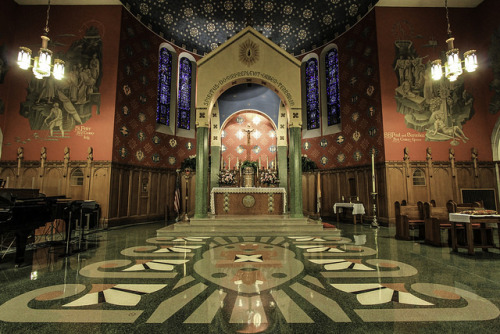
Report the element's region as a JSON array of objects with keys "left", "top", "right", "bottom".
[{"left": 120, "top": 0, "right": 379, "bottom": 56}]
